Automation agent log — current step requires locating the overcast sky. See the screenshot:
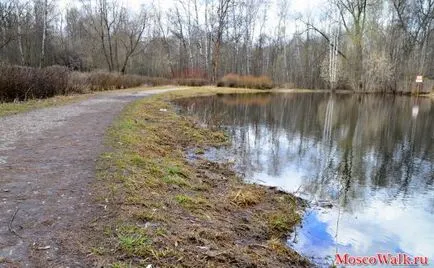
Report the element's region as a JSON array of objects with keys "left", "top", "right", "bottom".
[{"left": 58, "top": 0, "right": 327, "bottom": 37}]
